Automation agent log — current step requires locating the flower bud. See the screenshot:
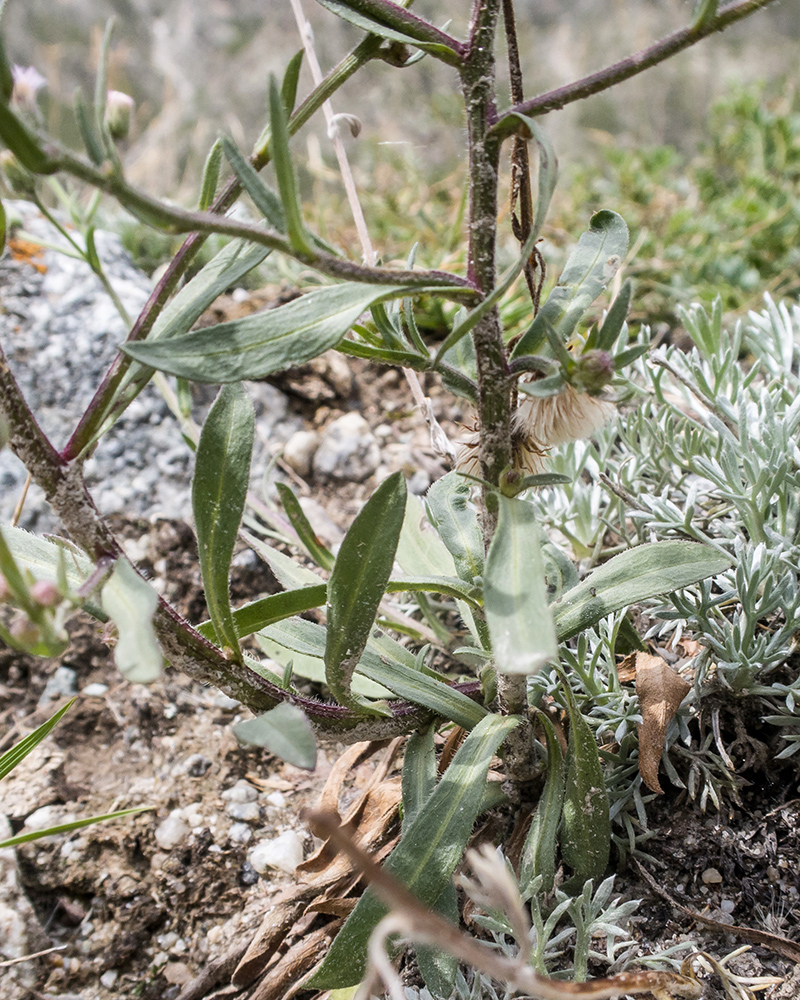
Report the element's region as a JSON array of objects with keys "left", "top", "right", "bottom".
[
  {"left": 104, "top": 90, "right": 135, "bottom": 141},
  {"left": 571, "top": 349, "right": 615, "bottom": 395},
  {"left": 10, "top": 615, "right": 42, "bottom": 649},
  {"left": 0, "top": 149, "right": 36, "bottom": 196},
  {"left": 29, "top": 579, "right": 61, "bottom": 607}
]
